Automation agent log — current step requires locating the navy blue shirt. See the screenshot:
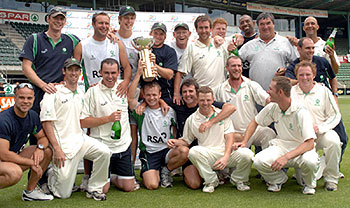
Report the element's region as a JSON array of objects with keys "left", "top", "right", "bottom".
[
  {"left": 140, "top": 44, "right": 178, "bottom": 100},
  {"left": 239, "top": 33, "right": 258, "bottom": 78},
  {"left": 19, "top": 32, "right": 80, "bottom": 113},
  {"left": 285, "top": 56, "right": 336, "bottom": 90},
  {"left": 0, "top": 106, "right": 42, "bottom": 153}
]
